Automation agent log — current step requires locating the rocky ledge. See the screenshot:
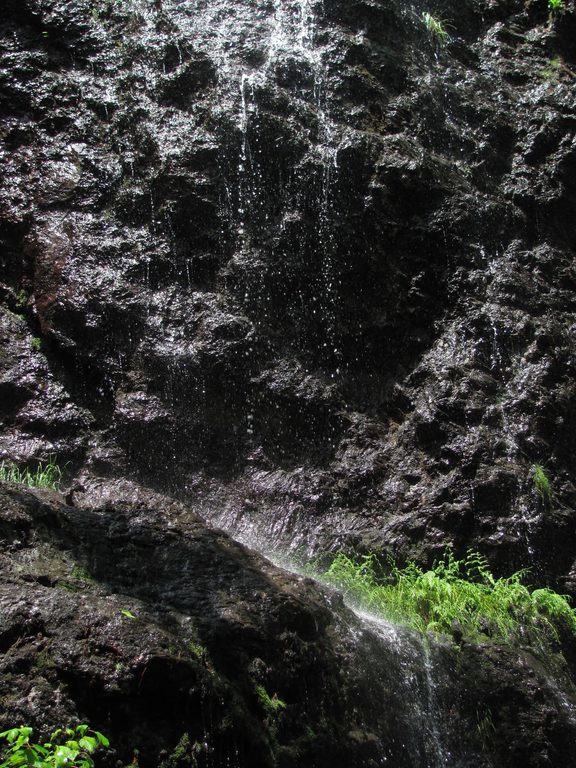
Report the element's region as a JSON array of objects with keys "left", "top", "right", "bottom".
[{"left": 2, "top": 482, "right": 576, "bottom": 768}]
